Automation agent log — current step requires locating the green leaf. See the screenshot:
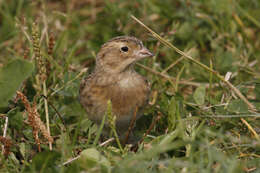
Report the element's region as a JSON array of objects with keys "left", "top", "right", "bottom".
[
  {"left": 78, "top": 148, "right": 111, "bottom": 173},
  {"left": 193, "top": 86, "right": 206, "bottom": 105},
  {"left": 0, "top": 59, "right": 34, "bottom": 109},
  {"left": 227, "top": 99, "right": 249, "bottom": 113}
]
